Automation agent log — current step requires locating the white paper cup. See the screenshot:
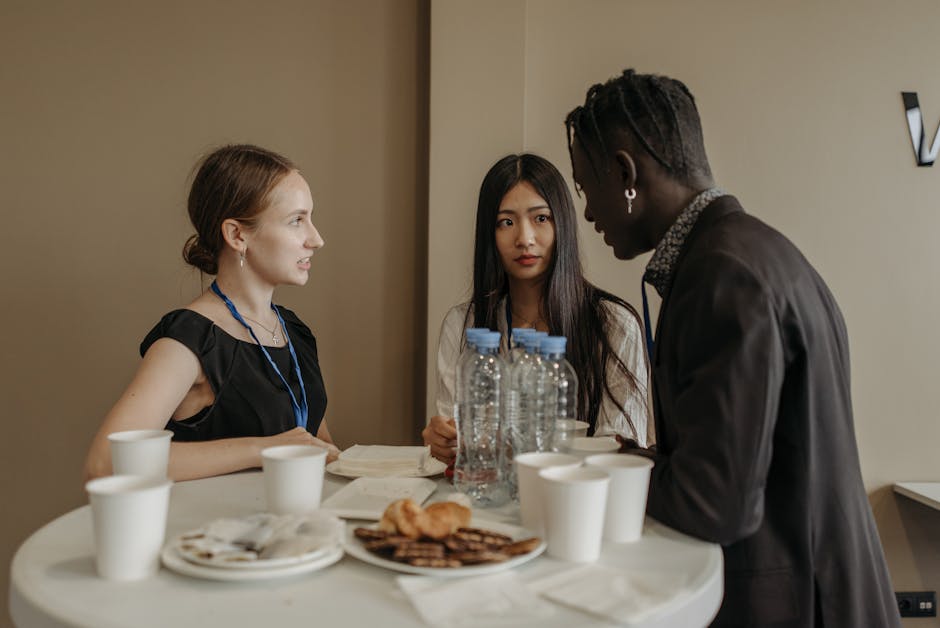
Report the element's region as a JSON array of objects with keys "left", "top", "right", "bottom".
[
  {"left": 85, "top": 475, "right": 173, "bottom": 581},
  {"left": 567, "top": 436, "right": 620, "bottom": 459},
  {"left": 584, "top": 453, "right": 653, "bottom": 542},
  {"left": 538, "top": 466, "right": 611, "bottom": 562},
  {"left": 514, "top": 452, "right": 582, "bottom": 535},
  {"left": 553, "top": 420, "right": 590, "bottom": 452},
  {"left": 108, "top": 429, "right": 173, "bottom": 479},
  {"left": 261, "top": 445, "right": 328, "bottom": 514}
]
